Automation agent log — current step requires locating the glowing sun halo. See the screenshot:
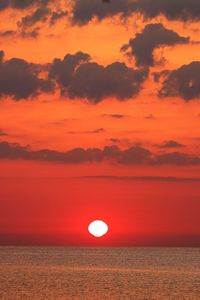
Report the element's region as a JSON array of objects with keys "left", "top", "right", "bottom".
[{"left": 88, "top": 220, "right": 108, "bottom": 237}]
